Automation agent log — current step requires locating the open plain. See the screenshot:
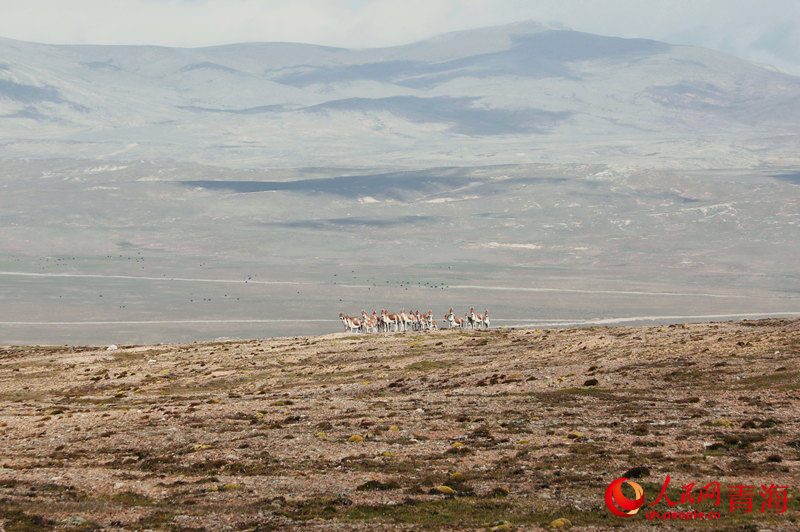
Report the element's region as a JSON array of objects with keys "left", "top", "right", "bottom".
[{"left": 1, "top": 318, "right": 798, "bottom": 530}]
